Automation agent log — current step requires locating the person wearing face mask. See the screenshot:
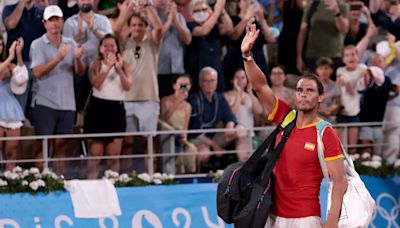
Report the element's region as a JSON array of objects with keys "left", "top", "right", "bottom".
[
  {"left": 63, "top": 0, "right": 112, "bottom": 117},
  {"left": 184, "top": 0, "right": 233, "bottom": 93}
]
